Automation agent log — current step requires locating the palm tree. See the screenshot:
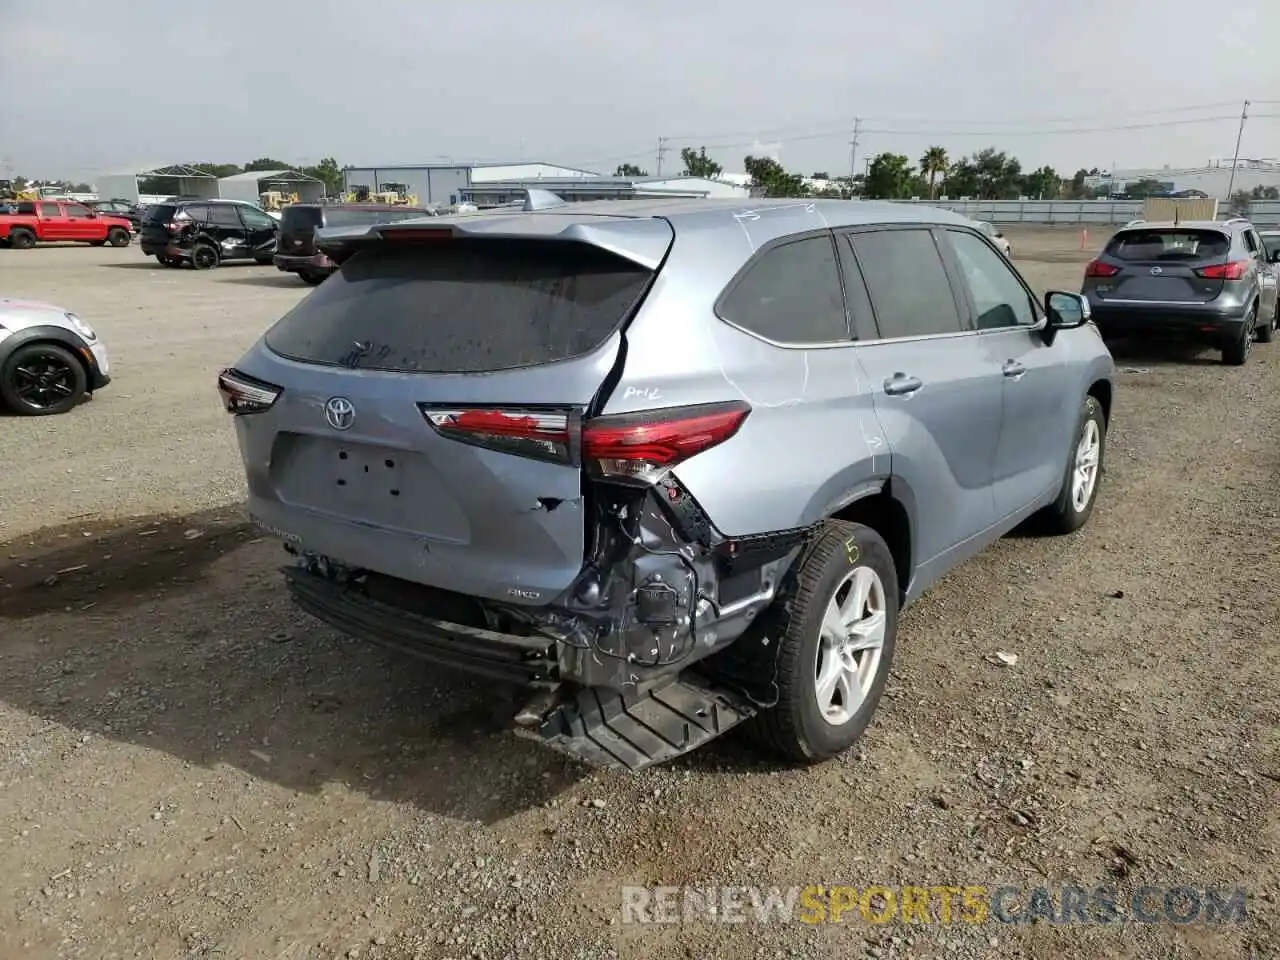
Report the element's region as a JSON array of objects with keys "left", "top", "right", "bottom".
[{"left": 920, "top": 146, "right": 949, "bottom": 200}]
